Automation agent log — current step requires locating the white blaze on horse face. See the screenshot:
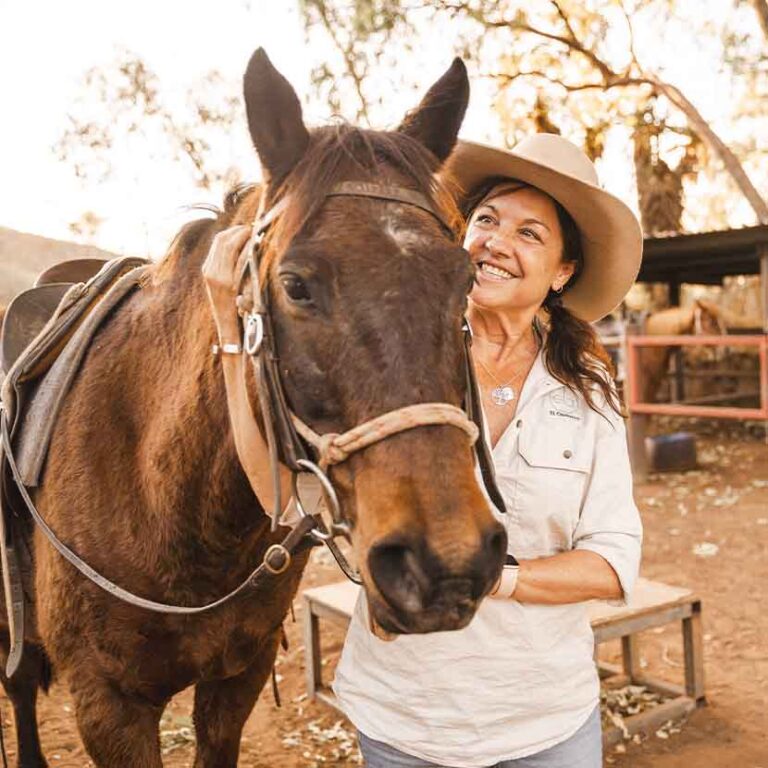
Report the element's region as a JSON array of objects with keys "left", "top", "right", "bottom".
[{"left": 382, "top": 214, "right": 430, "bottom": 255}]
